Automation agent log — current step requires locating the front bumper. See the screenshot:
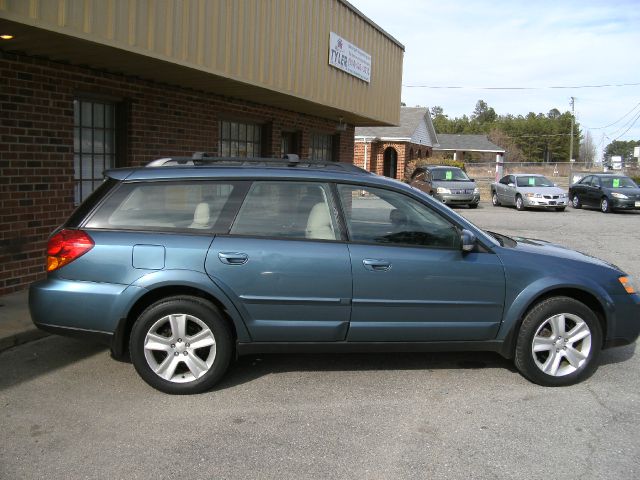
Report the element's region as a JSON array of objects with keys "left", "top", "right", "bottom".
[
  {"left": 611, "top": 198, "right": 640, "bottom": 210},
  {"left": 436, "top": 193, "right": 480, "bottom": 205},
  {"left": 523, "top": 197, "right": 568, "bottom": 208},
  {"left": 605, "top": 293, "right": 640, "bottom": 348}
]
